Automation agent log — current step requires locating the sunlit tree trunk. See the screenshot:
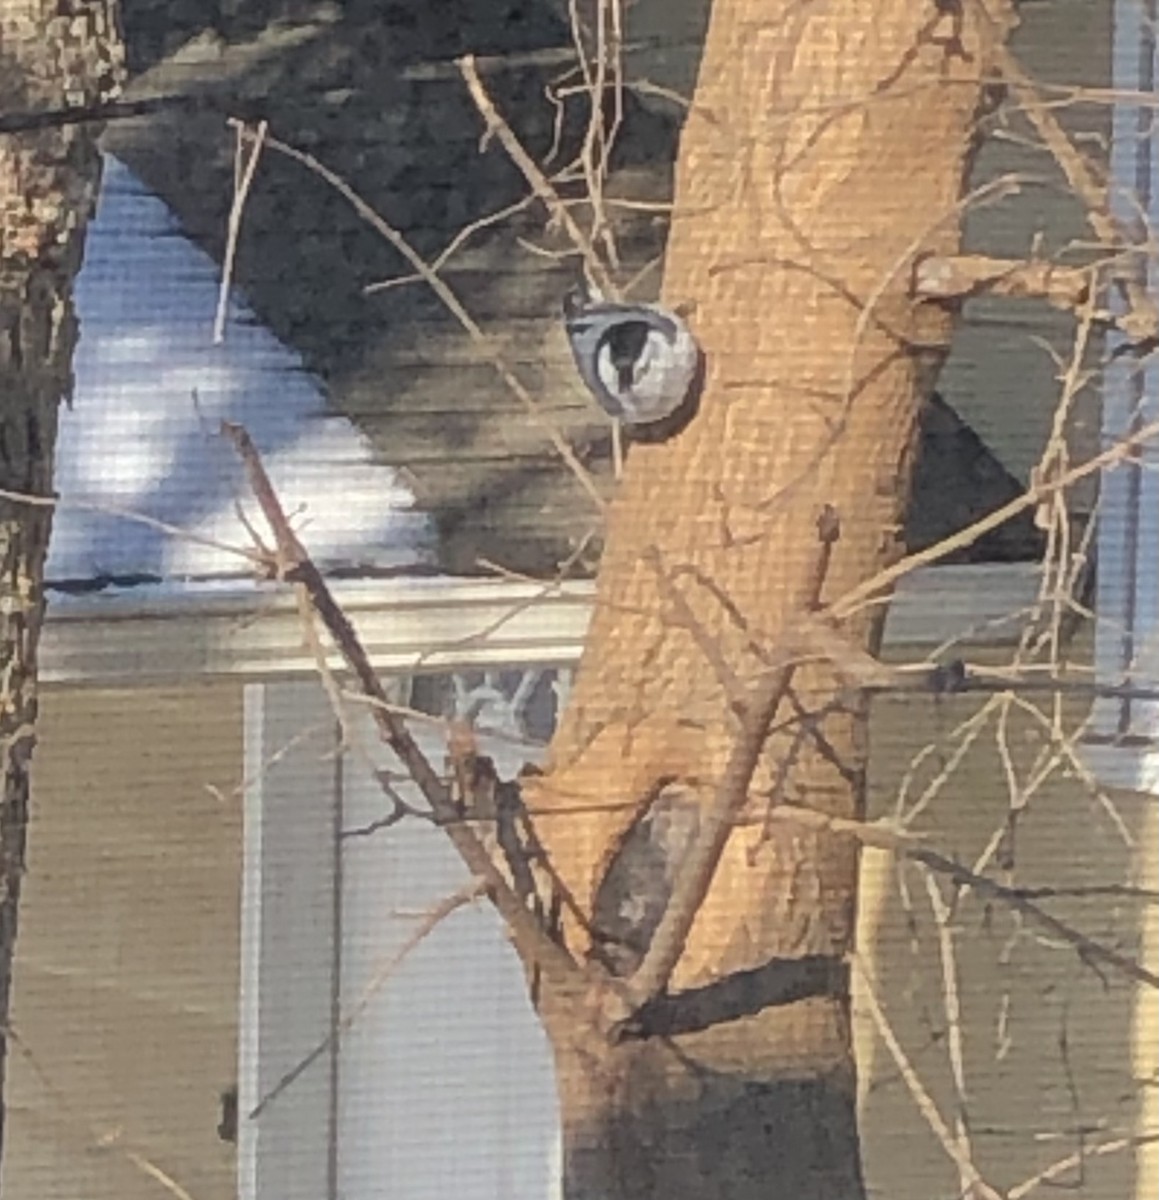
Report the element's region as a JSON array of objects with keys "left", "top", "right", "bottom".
[
  {"left": 0, "top": 0, "right": 123, "bottom": 1162},
  {"left": 530, "top": 2, "right": 1017, "bottom": 1197}
]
